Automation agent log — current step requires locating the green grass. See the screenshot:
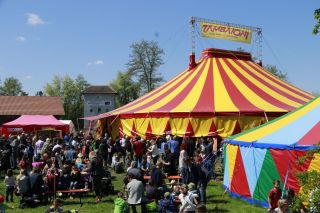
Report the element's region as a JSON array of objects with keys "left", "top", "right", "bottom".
[{"left": 0, "top": 164, "right": 266, "bottom": 212}]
